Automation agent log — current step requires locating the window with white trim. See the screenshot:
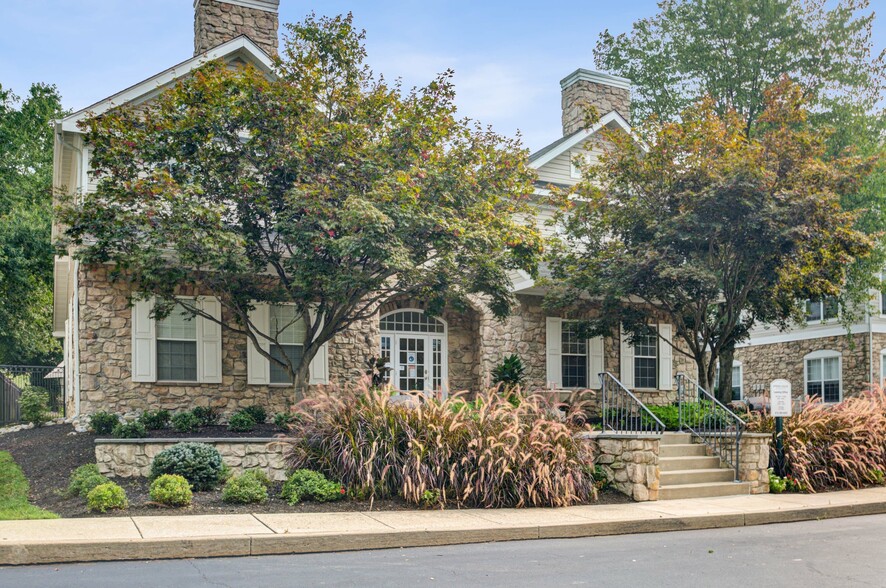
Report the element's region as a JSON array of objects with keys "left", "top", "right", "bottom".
[
  {"left": 633, "top": 330, "right": 658, "bottom": 389},
  {"left": 269, "top": 305, "right": 306, "bottom": 385},
  {"left": 156, "top": 302, "right": 198, "bottom": 381},
  {"left": 805, "top": 298, "right": 838, "bottom": 322},
  {"left": 561, "top": 321, "right": 588, "bottom": 388},
  {"left": 805, "top": 351, "right": 841, "bottom": 403}
]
